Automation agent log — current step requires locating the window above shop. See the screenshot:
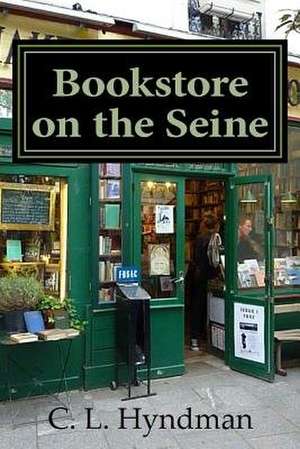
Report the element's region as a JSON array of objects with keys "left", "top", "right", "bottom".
[{"left": 188, "top": 0, "right": 262, "bottom": 39}]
